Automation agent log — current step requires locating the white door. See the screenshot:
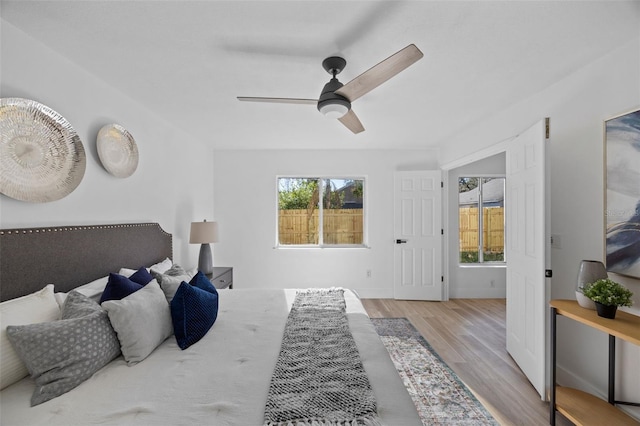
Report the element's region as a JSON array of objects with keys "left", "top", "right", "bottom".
[
  {"left": 505, "top": 119, "right": 550, "bottom": 399},
  {"left": 393, "top": 171, "right": 443, "bottom": 300}
]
